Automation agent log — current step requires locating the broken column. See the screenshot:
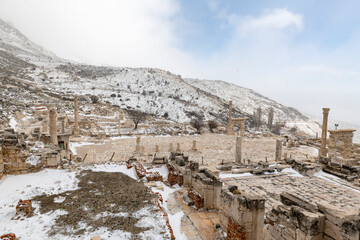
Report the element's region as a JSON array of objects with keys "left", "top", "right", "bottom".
[
  {"left": 176, "top": 143, "right": 181, "bottom": 152},
  {"left": 275, "top": 140, "right": 282, "bottom": 162},
  {"left": 191, "top": 140, "right": 198, "bottom": 151},
  {"left": 169, "top": 143, "right": 173, "bottom": 152},
  {"left": 155, "top": 145, "right": 159, "bottom": 152},
  {"left": 49, "top": 108, "right": 58, "bottom": 145},
  {"left": 320, "top": 108, "right": 330, "bottom": 157},
  {"left": 135, "top": 136, "right": 141, "bottom": 154},
  {"left": 235, "top": 136, "right": 242, "bottom": 164},
  {"left": 73, "top": 96, "right": 79, "bottom": 136}
]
